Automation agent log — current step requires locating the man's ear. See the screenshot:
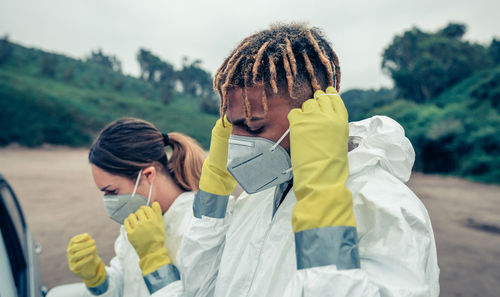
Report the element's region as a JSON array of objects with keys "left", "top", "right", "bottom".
[{"left": 142, "top": 166, "right": 156, "bottom": 183}]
